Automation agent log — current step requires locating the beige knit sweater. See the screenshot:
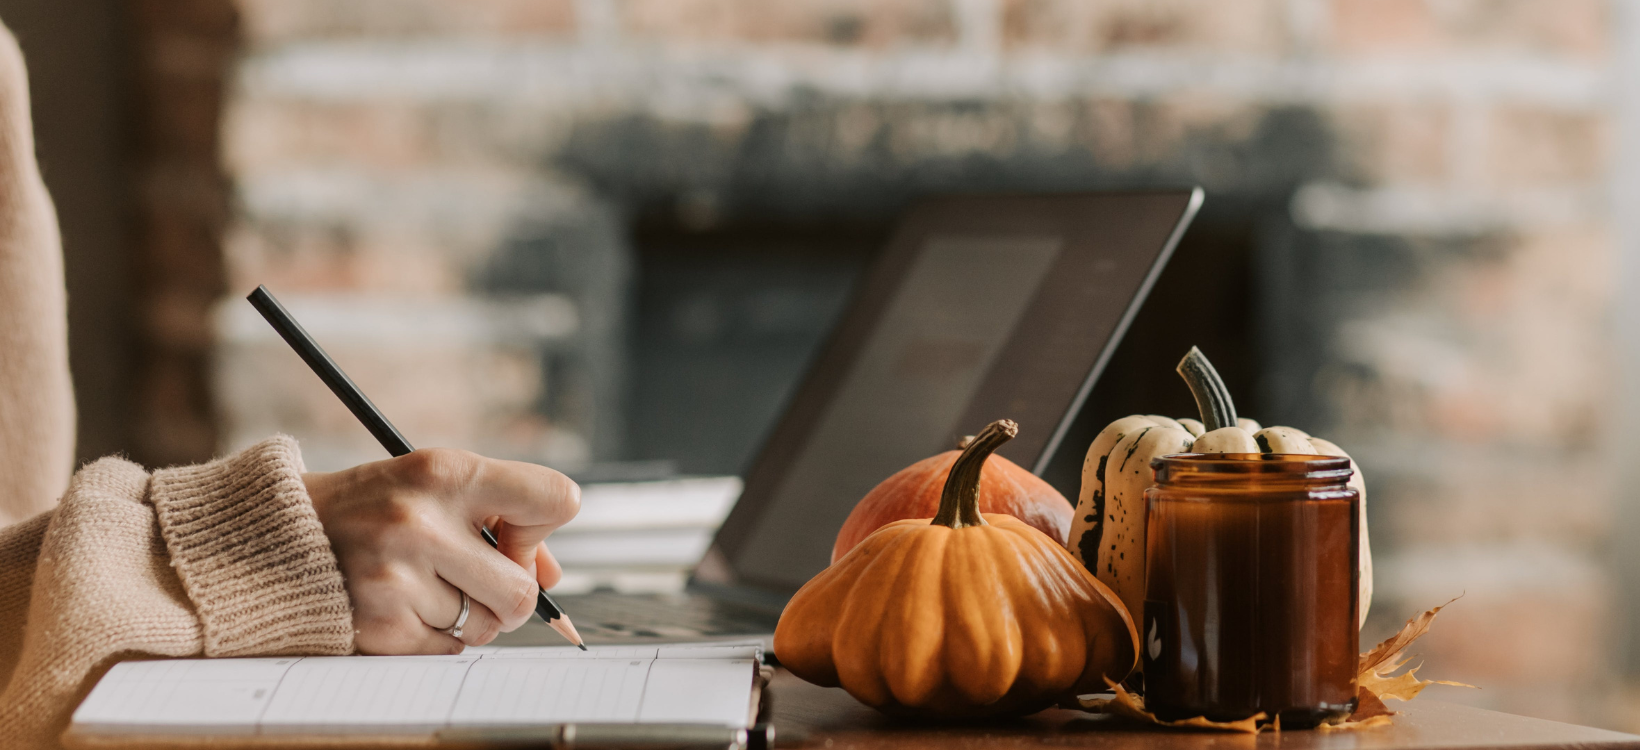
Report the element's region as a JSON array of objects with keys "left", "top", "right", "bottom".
[{"left": 0, "top": 20, "right": 356, "bottom": 750}]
